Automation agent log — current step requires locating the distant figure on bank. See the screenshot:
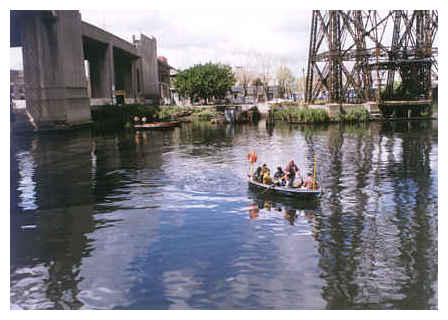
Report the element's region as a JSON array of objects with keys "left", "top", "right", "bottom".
[{"left": 285, "top": 160, "right": 299, "bottom": 187}]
